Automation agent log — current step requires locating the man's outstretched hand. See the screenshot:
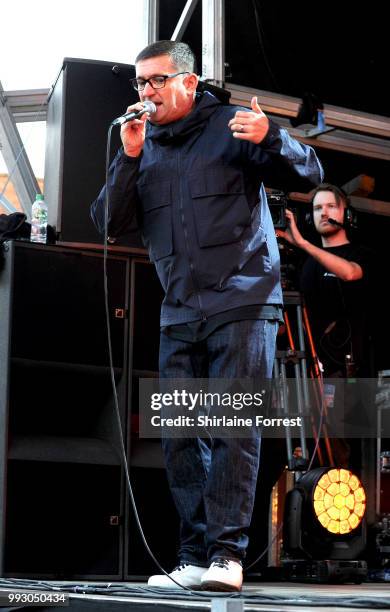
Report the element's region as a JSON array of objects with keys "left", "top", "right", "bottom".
[{"left": 228, "top": 96, "right": 270, "bottom": 144}]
